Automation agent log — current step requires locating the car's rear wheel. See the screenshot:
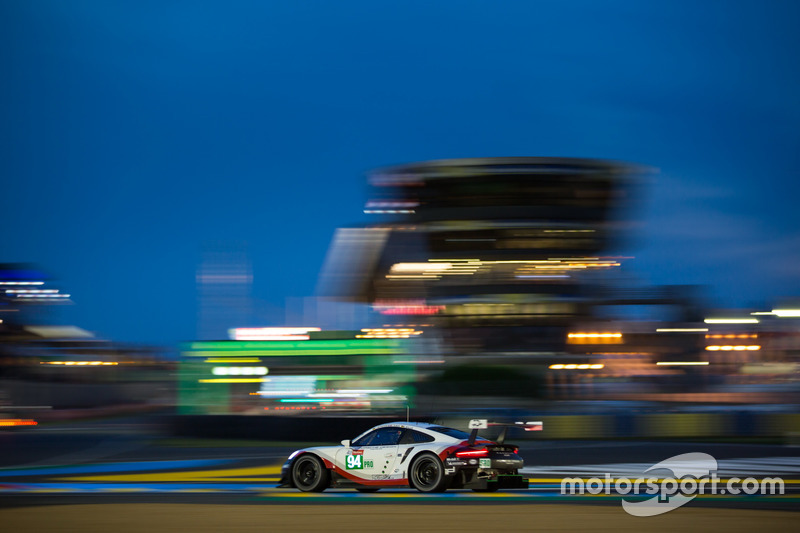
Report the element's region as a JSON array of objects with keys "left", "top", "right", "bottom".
[
  {"left": 292, "top": 454, "right": 329, "bottom": 492},
  {"left": 410, "top": 453, "right": 447, "bottom": 493}
]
